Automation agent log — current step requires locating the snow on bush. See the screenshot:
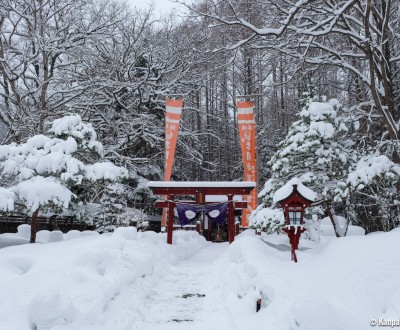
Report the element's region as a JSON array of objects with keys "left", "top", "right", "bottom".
[
  {"left": 0, "top": 115, "right": 129, "bottom": 243},
  {"left": 251, "top": 178, "right": 319, "bottom": 235},
  {"left": 0, "top": 134, "right": 85, "bottom": 182},
  {"left": 334, "top": 154, "right": 400, "bottom": 232},
  {"left": 50, "top": 115, "right": 95, "bottom": 138},
  {"left": 12, "top": 176, "right": 74, "bottom": 212},
  {"left": 264, "top": 97, "right": 349, "bottom": 194},
  {"left": 49, "top": 115, "right": 103, "bottom": 155},
  {"left": 0, "top": 188, "right": 15, "bottom": 212},
  {"left": 85, "top": 162, "right": 128, "bottom": 181},
  {"left": 336, "top": 155, "right": 400, "bottom": 198},
  {"left": 249, "top": 208, "right": 284, "bottom": 234},
  {"left": 254, "top": 94, "right": 352, "bottom": 234}
]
